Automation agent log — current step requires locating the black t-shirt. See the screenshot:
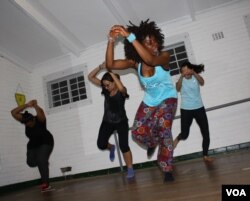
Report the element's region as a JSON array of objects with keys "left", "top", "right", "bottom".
[
  {"left": 25, "top": 117, "right": 54, "bottom": 149},
  {"left": 102, "top": 90, "right": 128, "bottom": 123}
]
